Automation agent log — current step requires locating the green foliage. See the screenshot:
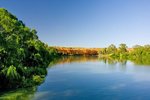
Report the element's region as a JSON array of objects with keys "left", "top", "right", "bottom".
[
  {"left": 6, "top": 65, "right": 20, "bottom": 80},
  {"left": 129, "top": 45, "right": 150, "bottom": 64},
  {"left": 32, "top": 75, "right": 44, "bottom": 85},
  {"left": 99, "top": 43, "right": 149, "bottom": 61},
  {"left": 119, "top": 43, "right": 128, "bottom": 53},
  {"left": 107, "top": 44, "right": 117, "bottom": 54},
  {"left": 99, "top": 43, "right": 128, "bottom": 58},
  {"left": 0, "top": 8, "right": 57, "bottom": 89}
]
